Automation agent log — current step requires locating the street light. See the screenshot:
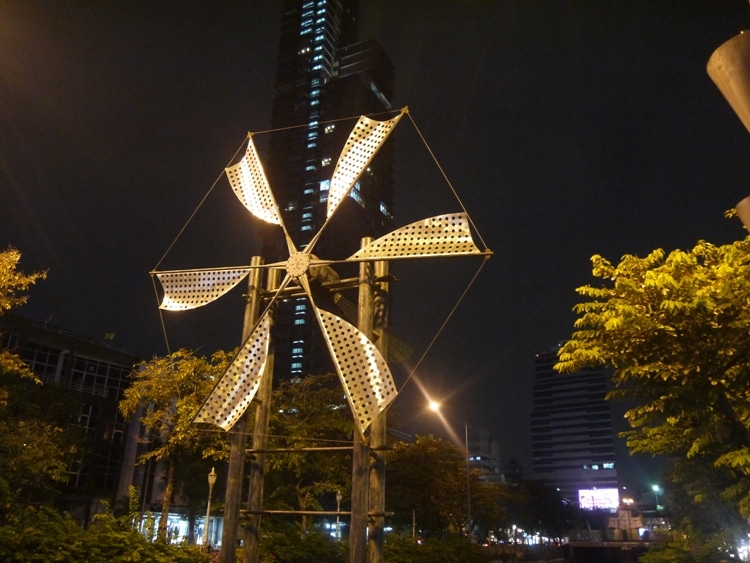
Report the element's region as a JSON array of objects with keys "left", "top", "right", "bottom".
[
  {"left": 652, "top": 484, "right": 660, "bottom": 510},
  {"left": 336, "top": 490, "right": 342, "bottom": 540},
  {"left": 428, "top": 401, "right": 472, "bottom": 537},
  {"left": 203, "top": 467, "right": 217, "bottom": 549}
]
